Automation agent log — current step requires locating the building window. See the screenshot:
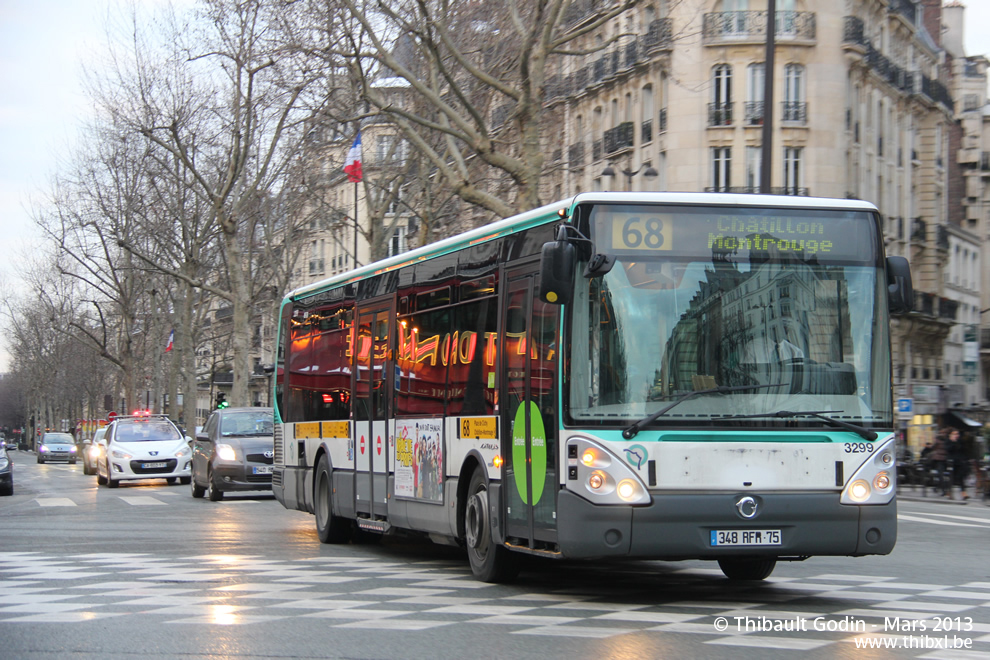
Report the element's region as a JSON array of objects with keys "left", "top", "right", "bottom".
[
  {"left": 376, "top": 135, "right": 407, "bottom": 164},
  {"left": 710, "top": 65, "right": 733, "bottom": 126},
  {"left": 388, "top": 226, "right": 408, "bottom": 257},
  {"left": 746, "top": 63, "right": 764, "bottom": 125},
  {"left": 783, "top": 146, "right": 803, "bottom": 195},
  {"left": 783, "top": 64, "right": 806, "bottom": 122},
  {"left": 745, "top": 146, "right": 761, "bottom": 191},
  {"left": 712, "top": 147, "right": 731, "bottom": 191}
]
